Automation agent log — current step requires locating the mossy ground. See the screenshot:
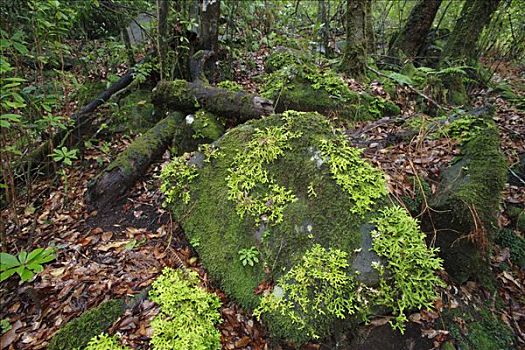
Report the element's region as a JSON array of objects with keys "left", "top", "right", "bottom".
[{"left": 47, "top": 299, "right": 125, "bottom": 350}]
